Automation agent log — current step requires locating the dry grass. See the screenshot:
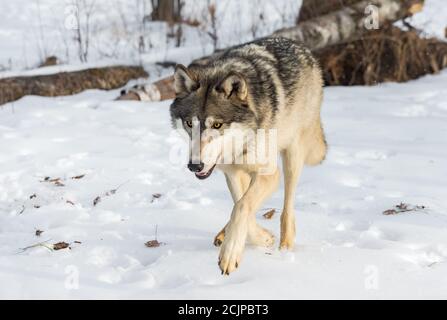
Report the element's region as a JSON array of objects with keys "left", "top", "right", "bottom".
[{"left": 316, "top": 26, "right": 447, "bottom": 86}]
